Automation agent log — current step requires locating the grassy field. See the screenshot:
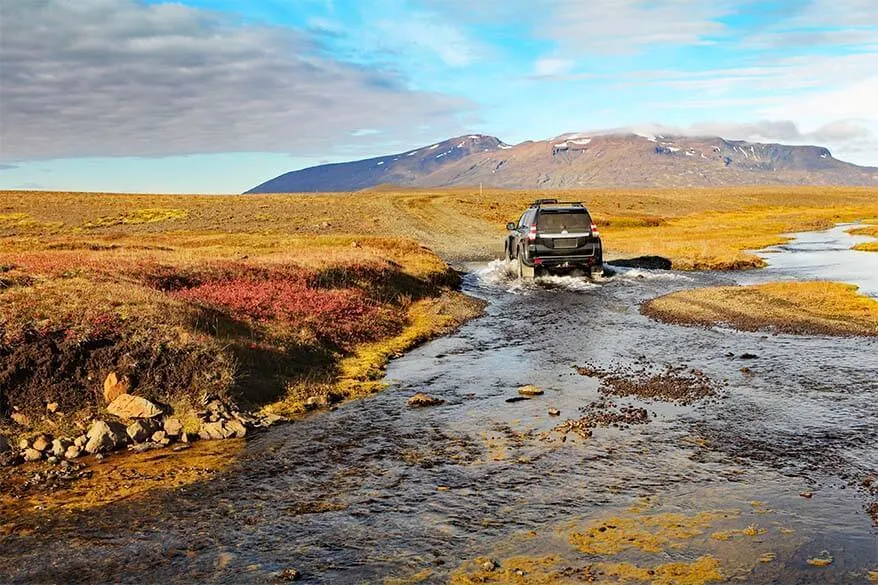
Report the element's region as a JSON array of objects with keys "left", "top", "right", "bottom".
[
  {"left": 3, "top": 186, "right": 877, "bottom": 269},
  {"left": 0, "top": 226, "right": 483, "bottom": 439},
  {"left": 2, "top": 186, "right": 877, "bottom": 434},
  {"left": 643, "top": 282, "right": 878, "bottom": 336},
  {"left": 849, "top": 220, "right": 878, "bottom": 252}
]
